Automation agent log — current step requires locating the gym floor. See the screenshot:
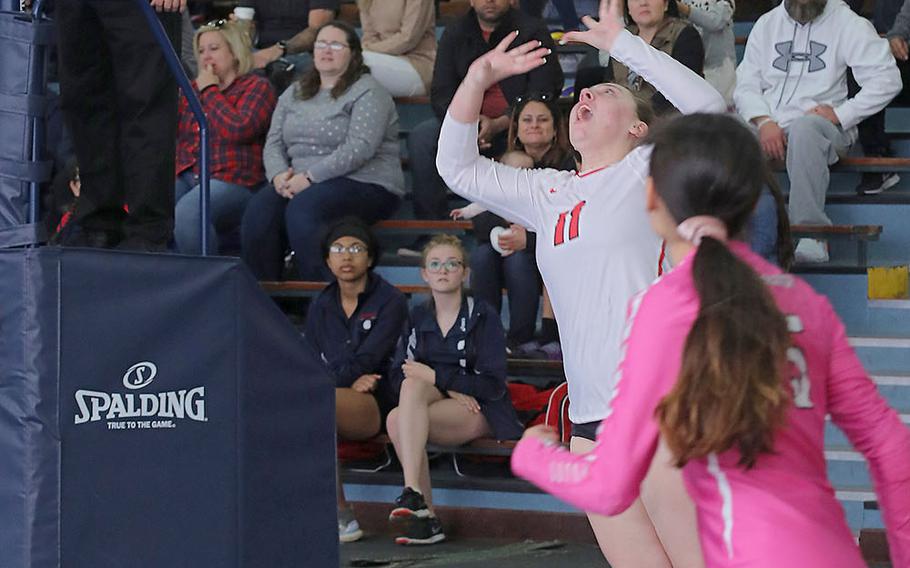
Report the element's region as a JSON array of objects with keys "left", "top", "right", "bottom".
[{"left": 340, "top": 537, "right": 607, "bottom": 567}]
